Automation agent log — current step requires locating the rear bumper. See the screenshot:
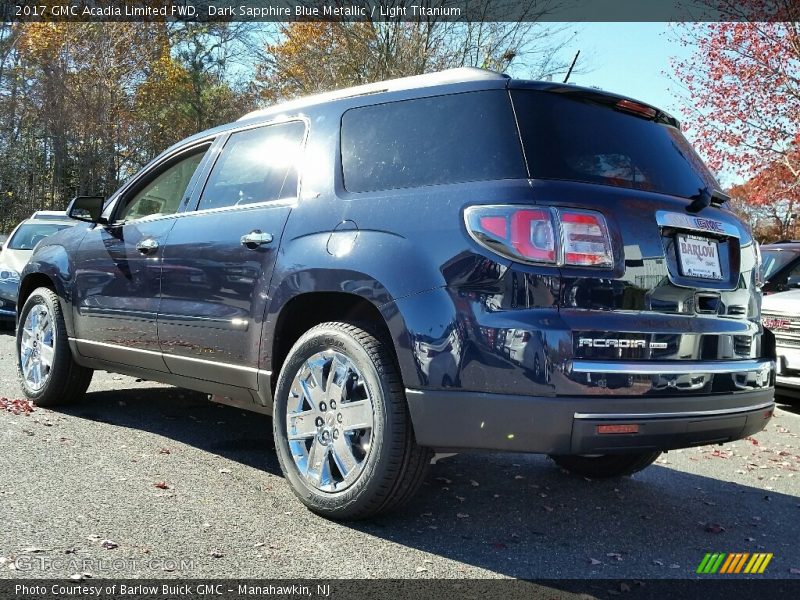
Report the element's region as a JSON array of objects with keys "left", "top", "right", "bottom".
[{"left": 406, "top": 387, "right": 775, "bottom": 454}]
